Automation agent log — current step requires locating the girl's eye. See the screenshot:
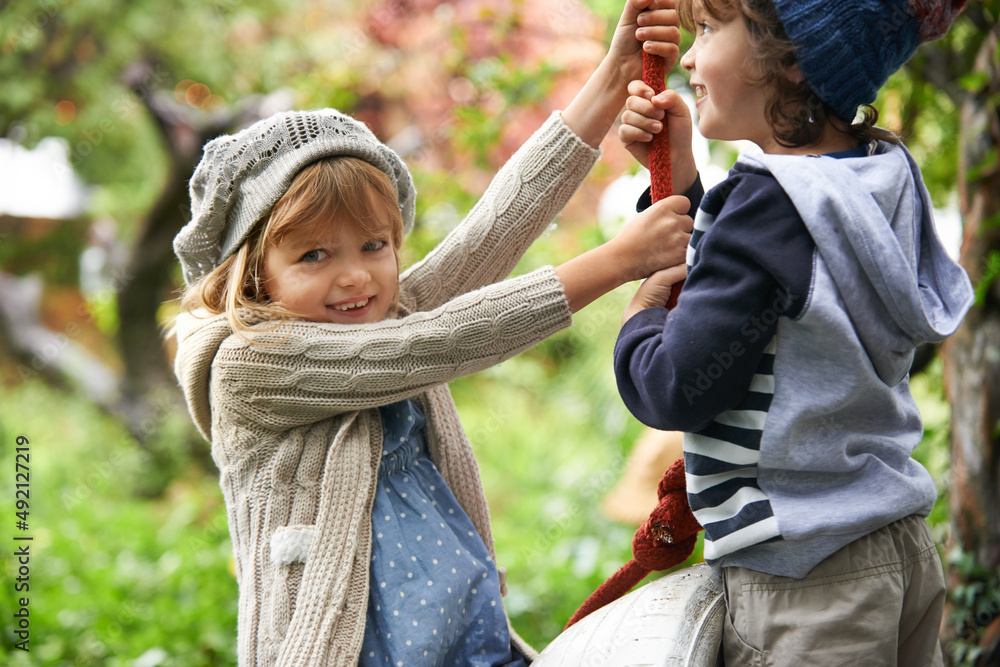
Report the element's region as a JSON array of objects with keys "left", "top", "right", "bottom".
[
  {"left": 300, "top": 249, "right": 328, "bottom": 263},
  {"left": 697, "top": 21, "right": 712, "bottom": 35},
  {"left": 363, "top": 240, "right": 388, "bottom": 252}
]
